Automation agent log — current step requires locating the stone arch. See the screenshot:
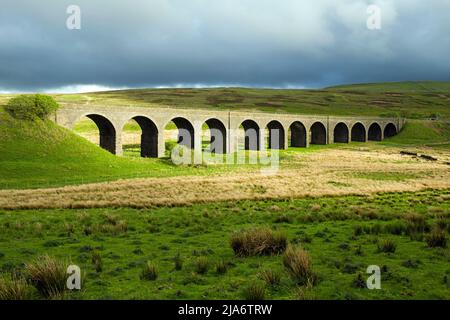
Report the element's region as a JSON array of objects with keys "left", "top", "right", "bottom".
[
  {"left": 289, "top": 121, "right": 307, "bottom": 147},
  {"left": 351, "top": 123, "right": 366, "bottom": 142},
  {"left": 384, "top": 123, "right": 397, "bottom": 138},
  {"left": 368, "top": 123, "right": 382, "bottom": 141},
  {"left": 333, "top": 122, "right": 349, "bottom": 143},
  {"left": 204, "top": 118, "right": 227, "bottom": 154},
  {"left": 126, "top": 116, "right": 159, "bottom": 158},
  {"left": 310, "top": 122, "right": 327, "bottom": 145},
  {"left": 84, "top": 114, "right": 117, "bottom": 154},
  {"left": 241, "top": 120, "right": 260, "bottom": 150},
  {"left": 266, "top": 120, "right": 285, "bottom": 149},
  {"left": 169, "top": 117, "right": 195, "bottom": 149}
]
